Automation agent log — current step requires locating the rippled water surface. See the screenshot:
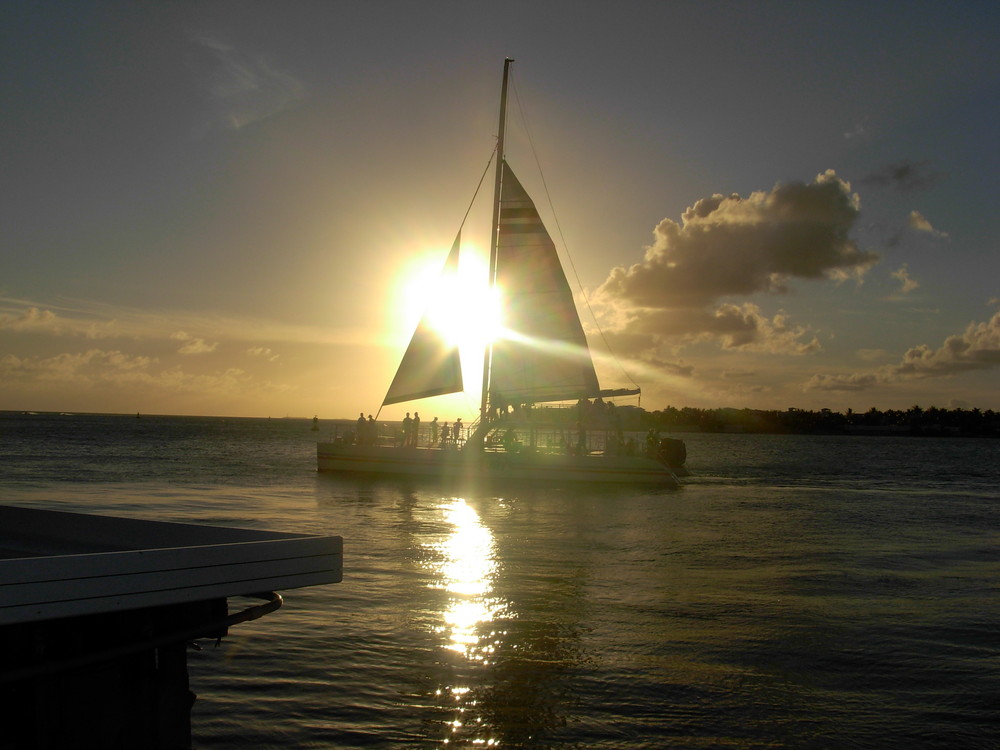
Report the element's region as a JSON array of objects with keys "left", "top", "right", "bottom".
[{"left": 2, "top": 413, "right": 998, "bottom": 748}]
